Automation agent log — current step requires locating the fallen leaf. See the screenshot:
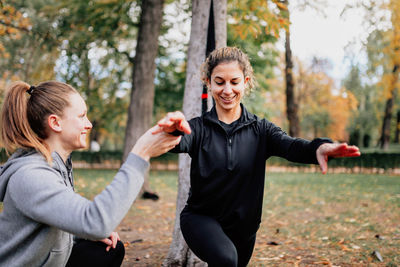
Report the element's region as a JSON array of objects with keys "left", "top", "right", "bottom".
[
  {"left": 340, "top": 244, "right": 352, "bottom": 251},
  {"left": 313, "top": 261, "right": 331, "bottom": 265},
  {"left": 371, "top": 251, "right": 383, "bottom": 262}
]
